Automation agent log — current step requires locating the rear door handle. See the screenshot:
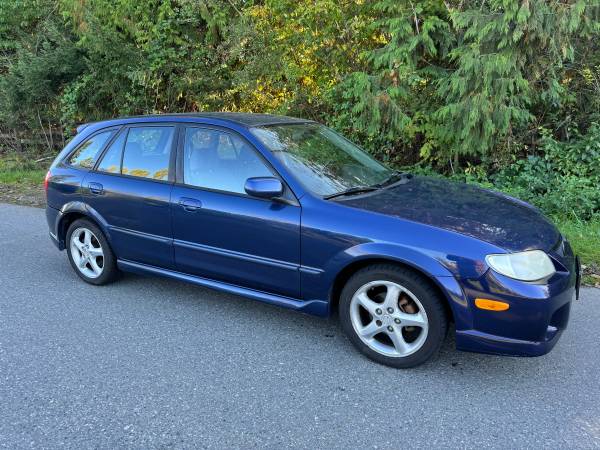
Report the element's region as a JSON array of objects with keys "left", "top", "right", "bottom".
[
  {"left": 179, "top": 197, "right": 202, "bottom": 212},
  {"left": 88, "top": 182, "right": 104, "bottom": 195}
]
